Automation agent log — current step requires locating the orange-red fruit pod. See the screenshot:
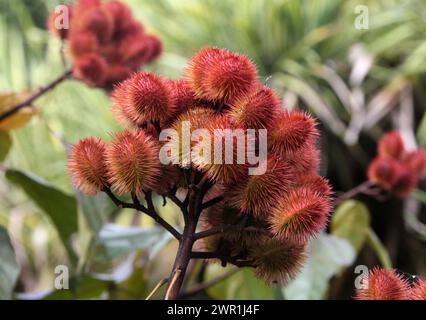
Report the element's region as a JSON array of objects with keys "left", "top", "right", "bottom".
[
  {"left": 68, "top": 137, "right": 109, "bottom": 195},
  {"left": 367, "top": 156, "right": 400, "bottom": 190},
  {"left": 73, "top": 52, "right": 108, "bottom": 87},
  {"left": 226, "top": 155, "right": 293, "bottom": 217},
  {"left": 186, "top": 47, "right": 257, "bottom": 103},
  {"left": 111, "top": 72, "right": 176, "bottom": 127},
  {"left": 228, "top": 85, "right": 280, "bottom": 129},
  {"left": 268, "top": 110, "right": 318, "bottom": 156},
  {"left": 269, "top": 187, "right": 331, "bottom": 243},
  {"left": 47, "top": 4, "right": 73, "bottom": 39},
  {"left": 355, "top": 268, "right": 411, "bottom": 300},
  {"left": 391, "top": 167, "right": 418, "bottom": 199},
  {"left": 106, "top": 130, "right": 161, "bottom": 195},
  {"left": 249, "top": 237, "right": 307, "bottom": 284},
  {"left": 77, "top": 5, "right": 114, "bottom": 43},
  {"left": 403, "top": 149, "right": 426, "bottom": 176},
  {"left": 411, "top": 279, "right": 426, "bottom": 300},
  {"left": 292, "top": 174, "right": 332, "bottom": 197},
  {"left": 69, "top": 31, "right": 99, "bottom": 57},
  {"left": 378, "top": 131, "right": 405, "bottom": 160}
]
